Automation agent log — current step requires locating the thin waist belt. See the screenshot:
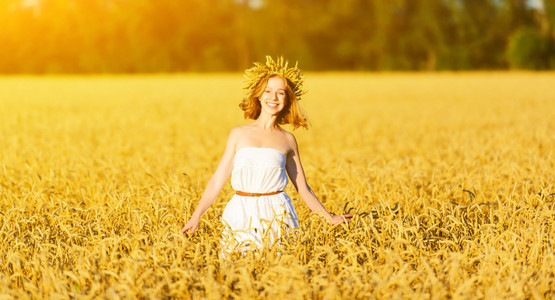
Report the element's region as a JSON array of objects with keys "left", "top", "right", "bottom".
[{"left": 235, "top": 190, "right": 283, "bottom": 197}]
